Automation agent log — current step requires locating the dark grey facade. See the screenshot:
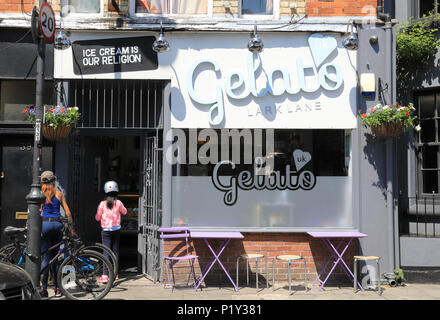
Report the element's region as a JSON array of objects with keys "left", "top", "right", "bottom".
[{"left": 394, "top": 0, "right": 440, "bottom": 271}]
